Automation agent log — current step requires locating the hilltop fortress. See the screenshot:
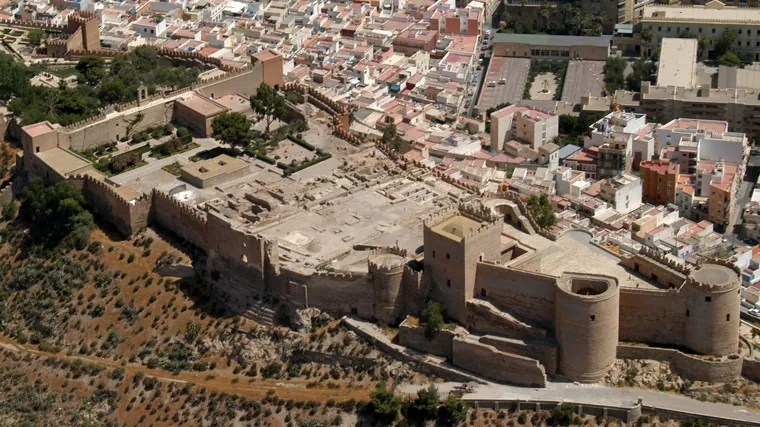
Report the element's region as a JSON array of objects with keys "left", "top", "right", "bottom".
[{"left": 11, "top": 53, "right": 759, "bottom": 387}]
